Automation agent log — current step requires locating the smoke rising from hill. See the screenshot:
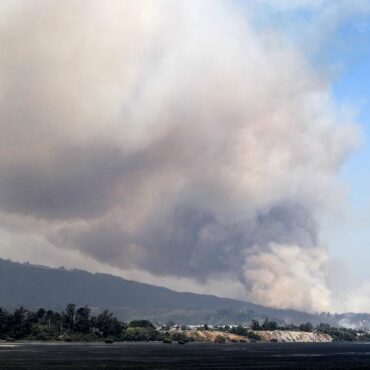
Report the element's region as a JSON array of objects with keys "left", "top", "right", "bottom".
[{"left": 0, "top": 1, "right": 359, "bottom": 311}]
